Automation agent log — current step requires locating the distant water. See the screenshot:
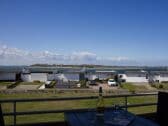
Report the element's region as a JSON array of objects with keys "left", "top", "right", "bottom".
[{"left": 0, "top": 66, "right": 167, "bottom": 73}]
